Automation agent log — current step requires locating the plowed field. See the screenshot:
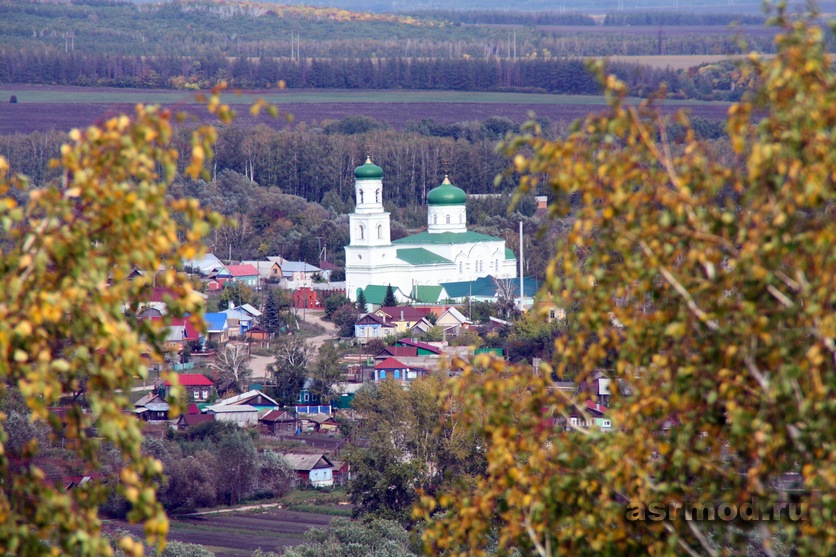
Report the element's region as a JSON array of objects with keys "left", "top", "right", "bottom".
[{"left": 109, "top": 508, "right": 336, "bottom": 557}]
